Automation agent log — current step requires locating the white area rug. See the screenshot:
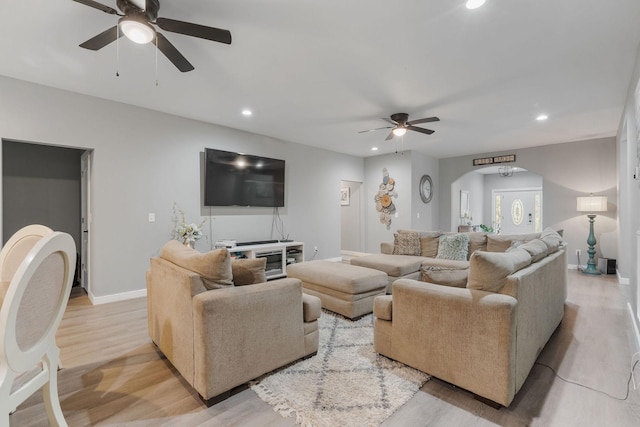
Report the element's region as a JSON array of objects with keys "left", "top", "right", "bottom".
[{"left": 250, "top": 311, "right": 430, "bottom": 427}]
